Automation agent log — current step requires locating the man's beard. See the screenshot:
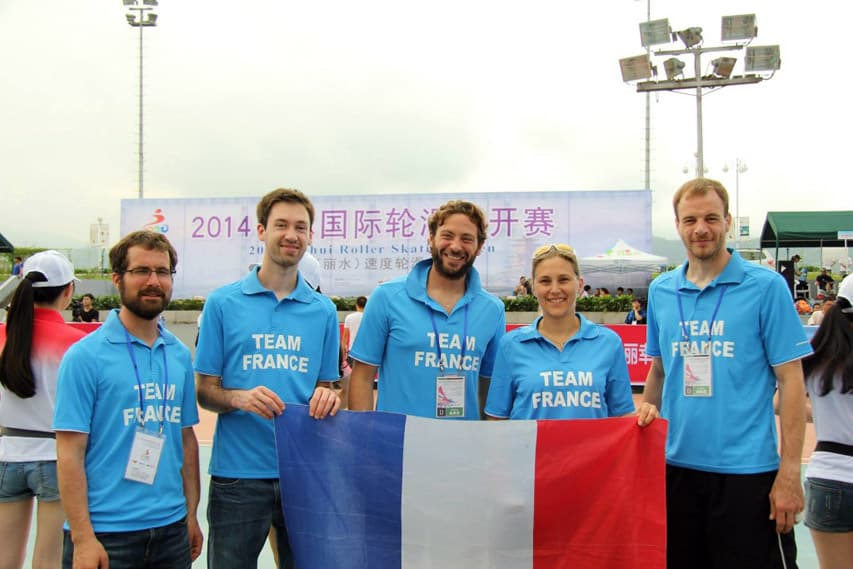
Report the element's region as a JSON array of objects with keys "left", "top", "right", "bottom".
[
  {"left": 119, "top": 282, "right": 170, "bottom": 320},
  {"left": 431, "top": 247, "right": 475, "bottom": 280}
]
